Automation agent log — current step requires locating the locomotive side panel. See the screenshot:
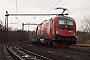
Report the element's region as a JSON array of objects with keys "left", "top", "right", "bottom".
[{"left": 41, "top": 20, "right": 51, "bottom": 39}]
